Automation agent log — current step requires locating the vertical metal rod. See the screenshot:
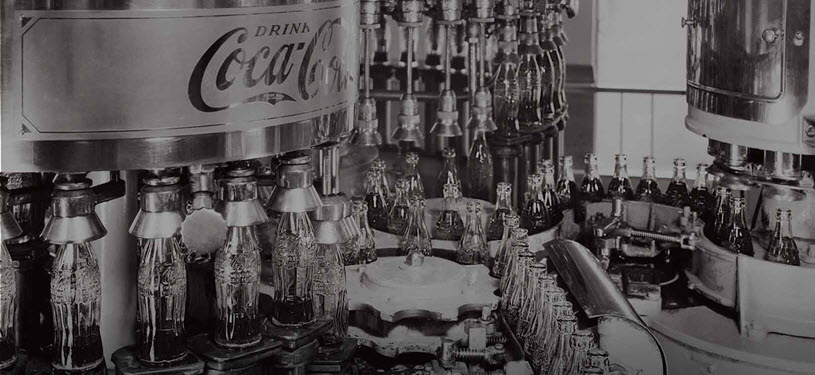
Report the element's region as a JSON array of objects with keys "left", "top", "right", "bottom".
[
  {"left": 444, "top": 25, "right": 452, "bottom": 90},
  {"left": 478, "top": 22, "right": 486, "bottom": 88},
  {"left": 317, "top": 143, "right": 340, "bottom": 195},
  {"left": 363, "top": 28, "right": 371, "bottom": 99},
  {"left": 406, "top": 26, "right": 414, "bottom": 95}
]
